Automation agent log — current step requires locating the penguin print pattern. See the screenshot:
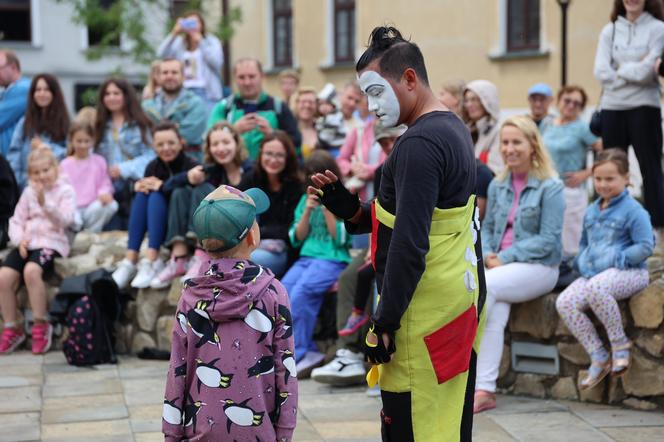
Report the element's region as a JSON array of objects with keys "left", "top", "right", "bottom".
[
  {"left": 195, "top": 358, "right": 234, "bottom": 392},
  {"left": 247, "top": 356, "right": 275, "bottom": 378},
  {"left": 244, "top": 300, "right": 275, "bottom": 343},
  {"left": 163, "top": 258, "right": 297, "bottom": 441},
  {"left": 223, "top": 398, "right": 265, "bottom": 434}
]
